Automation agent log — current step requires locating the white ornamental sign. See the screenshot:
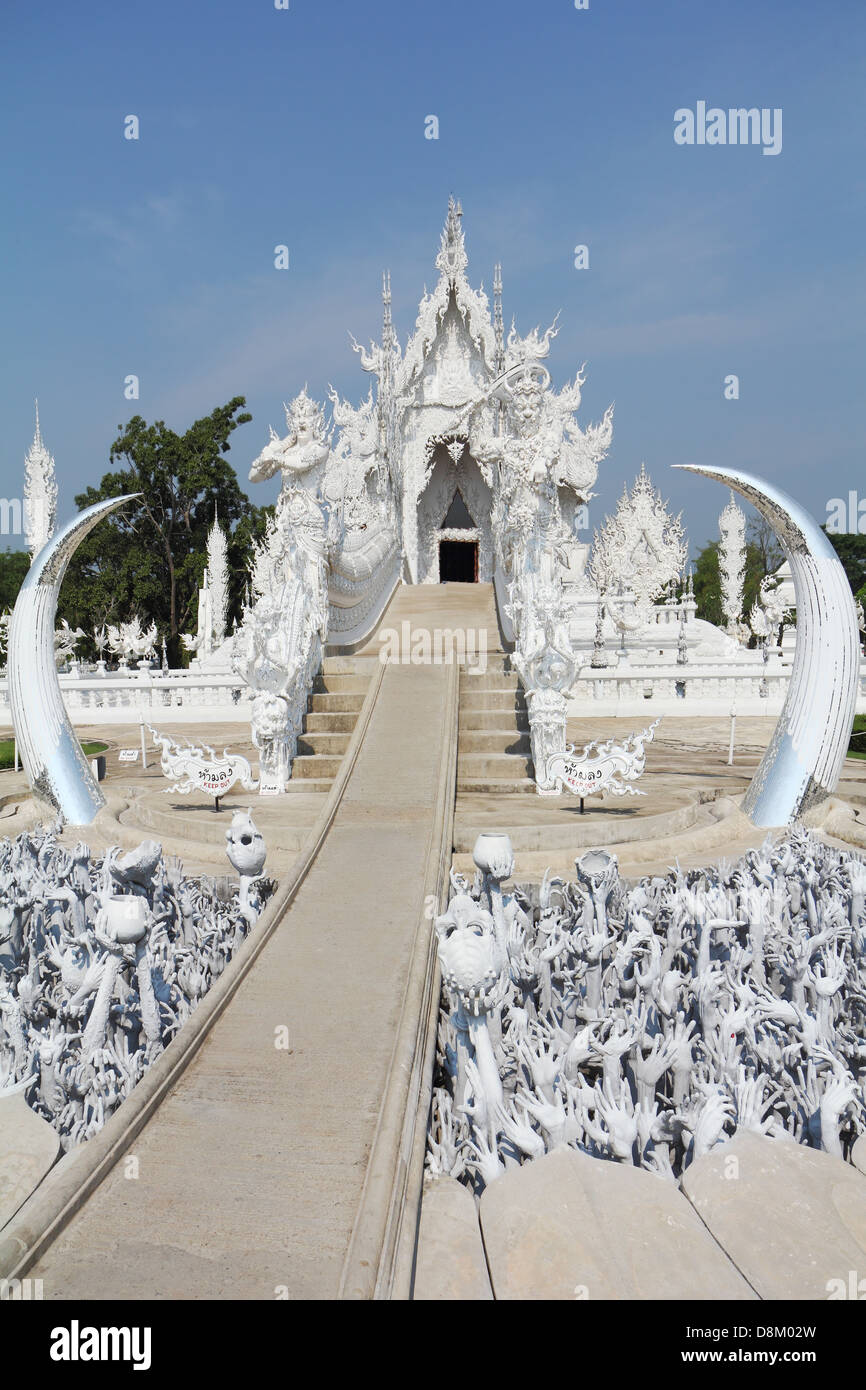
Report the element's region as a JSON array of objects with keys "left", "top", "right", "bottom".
[
  {"left": 545, "top": 719, "right": 660, "bottom": 799},
  {"left": 147, "top": 726, "right": 258, "bottom": 802}
]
